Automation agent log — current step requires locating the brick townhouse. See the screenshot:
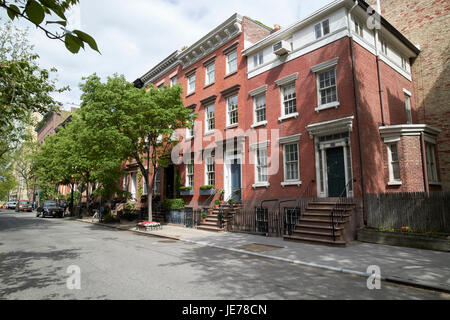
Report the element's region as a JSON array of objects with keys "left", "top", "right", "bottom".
[{"left": 131, "top": 0, "right": 443, "bottom": 242}]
